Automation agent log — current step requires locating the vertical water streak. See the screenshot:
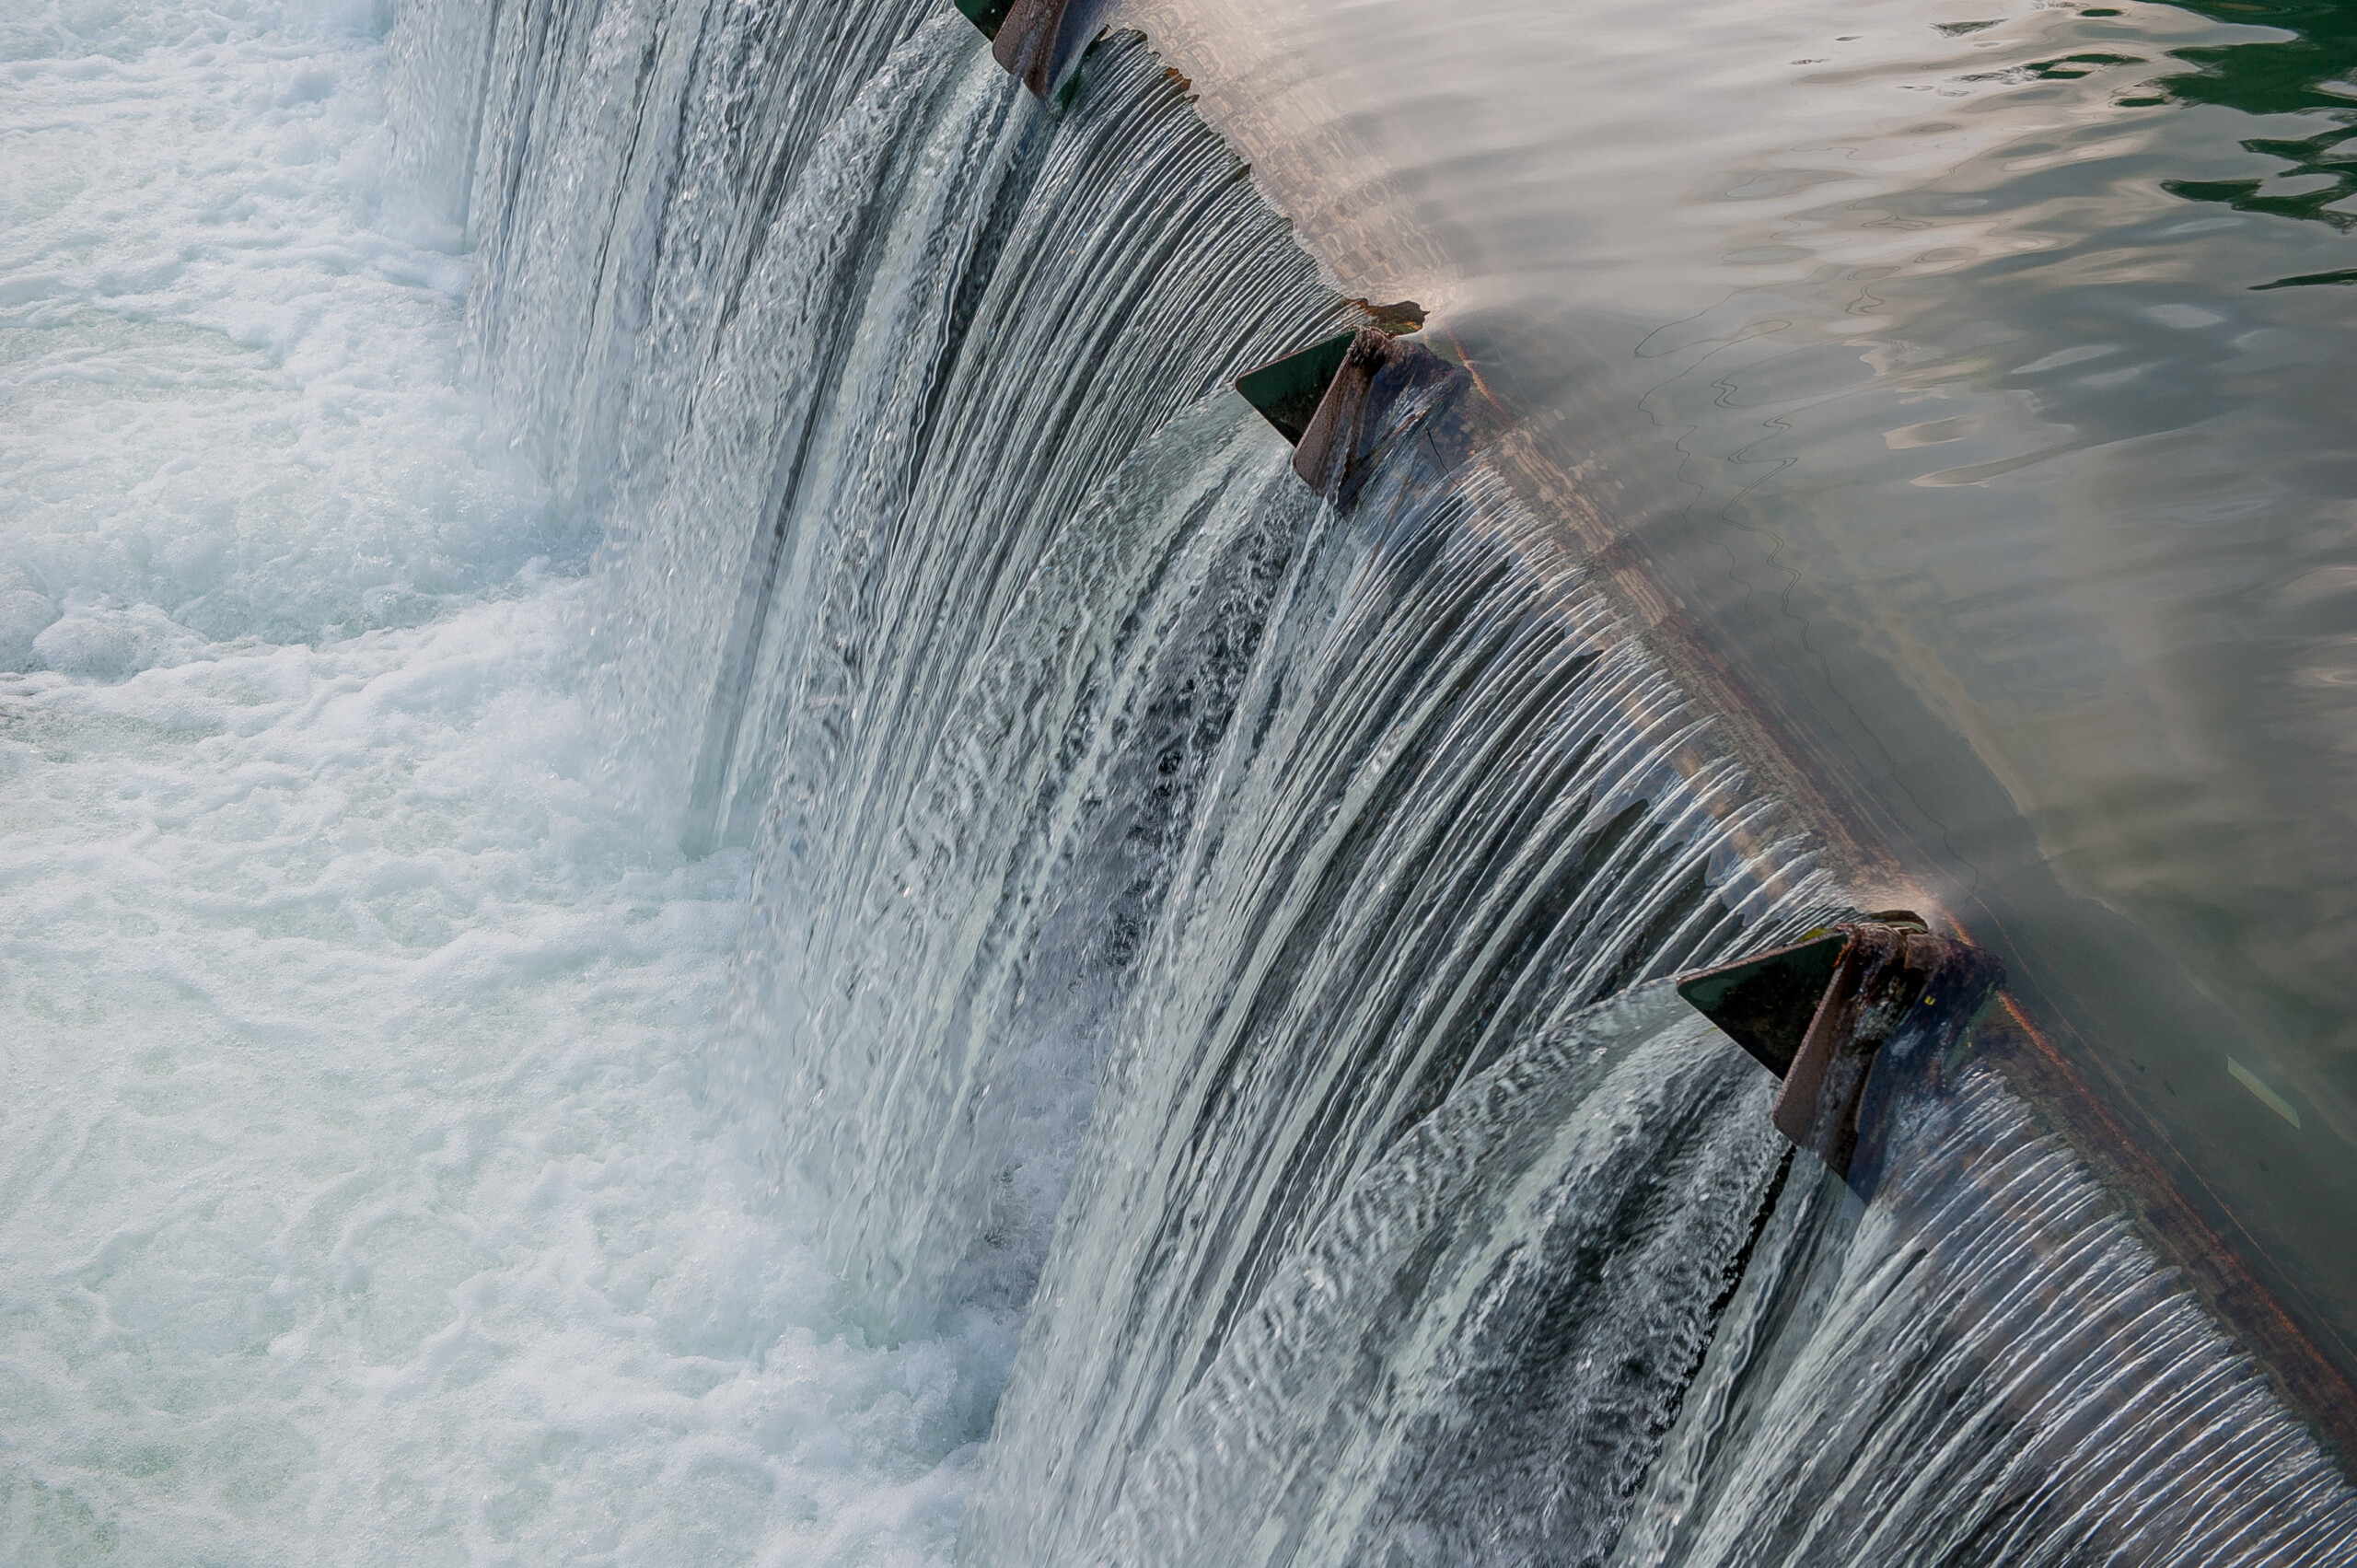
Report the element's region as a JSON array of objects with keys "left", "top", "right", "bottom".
[
  {"left": 1092, "top": 984, "right": 1791, "bottom": 1568},
  {"left": 1614, "top": 1064, "right": 2357, "bottom": 1568},
  {"left": 733, "top": 399, "right": 1324, "bottom": 1330},
  {"left": 452, "top": 4, "right": 1364, "bottom": 1333},
  {"left": 674, "top": 34, "right": 1359, "bottom": 1336},
  {"left": 964, "top": 425, "right": 1840, "bottom": 1564},
  {"left": 403, "top": 1, "right": 2357, "bottom": 1560},
  {"left": 460, "top": 0, "right": 943, "bottom": 502}
]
